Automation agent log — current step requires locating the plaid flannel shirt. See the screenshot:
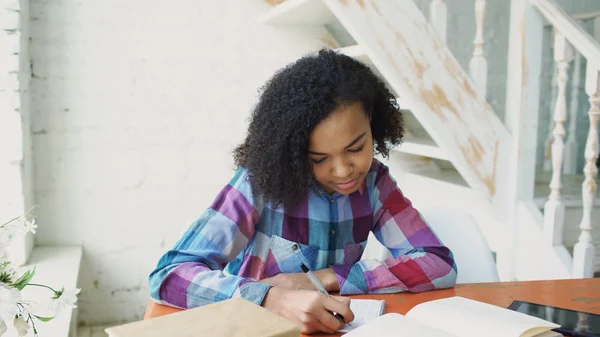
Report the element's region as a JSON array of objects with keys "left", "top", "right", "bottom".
[{"left": 148, "top": 159, "right": 457, "bottom": 308}]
